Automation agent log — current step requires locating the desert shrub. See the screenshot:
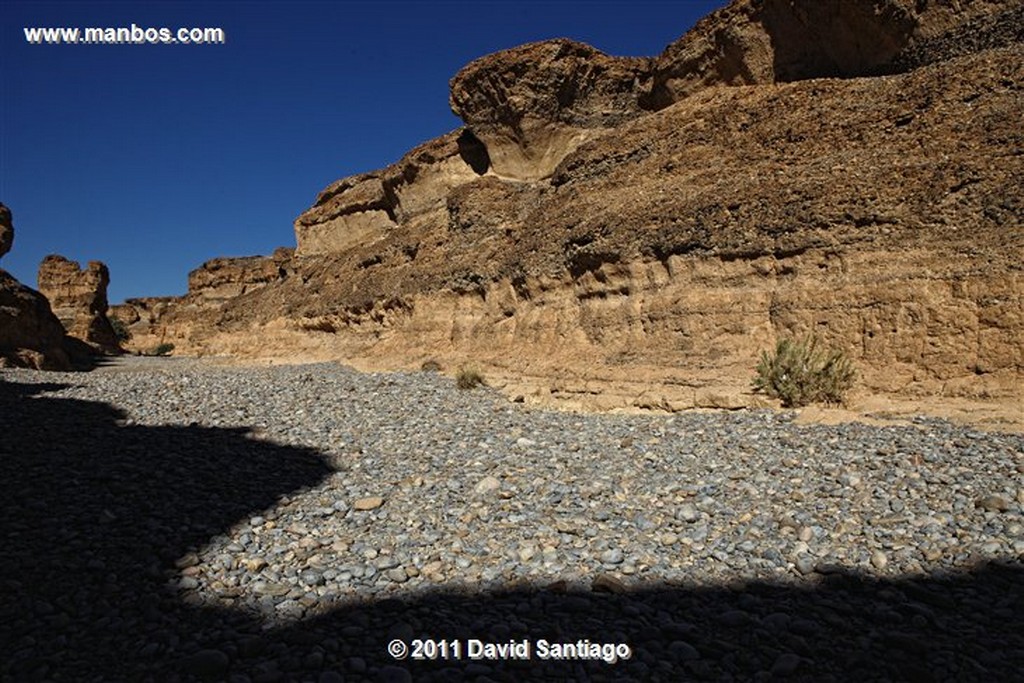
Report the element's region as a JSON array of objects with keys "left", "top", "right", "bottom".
[
  {"left": 752, "top": 335, "right": 855, "bottom": 407},
  {"left": 421, "top": 359, "right": 442, "bottom": 372},
  {"left": 455, "top": 367, "right": 485, "bottom": 390},
  {"left": 109, "top": 316, "right": 131, "bottom": 343},
  {"left": 150, "top": 343, "right": 175, "bottom": 357}
]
